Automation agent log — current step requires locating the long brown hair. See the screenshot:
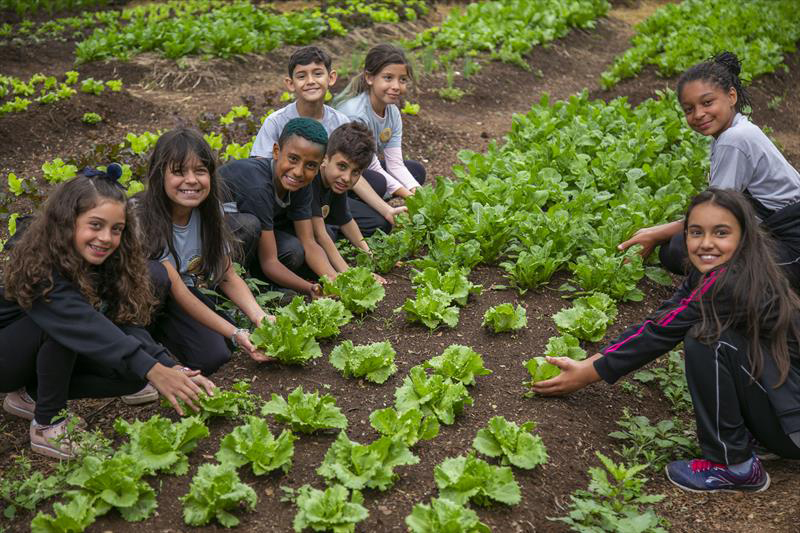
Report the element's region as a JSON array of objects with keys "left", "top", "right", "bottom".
[
  {"left": 685, "top": 189, "right": 800, "bottom": 385},
  {"left": 140, "top": 128, "right": 236, "bottom": 287},
  {"left": 4, "top": 173, "right": 155, "bottom": 325},
  {"left": 332, "top": 43, "right": 414, "bottom": 107}
]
